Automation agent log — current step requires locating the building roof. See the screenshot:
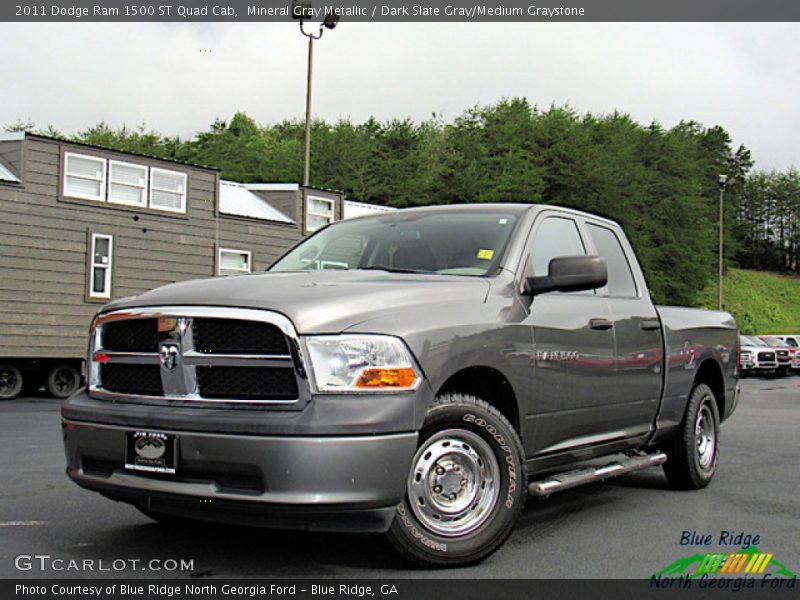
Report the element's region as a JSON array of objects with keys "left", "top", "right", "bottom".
[
  {"left": 244, "top": 182, "right": 346, "bottom": 196},
  {"left": 244, "top": 183, "right": 299, "bottom": 192},
  {"left": 343, "top": 199, "right": 398, "bottom": 219},
  {"left": 219, "top": 180, "right": 295, "bottom": 224},
  {"left": 0, "top": 161, "right": 20, "bottom": 184},
  {"left": 0, "top": 131, "right": 25, "bottom": 142},
  {"left": 2, "top": 131, "right": 220, "bottom": 172}
]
